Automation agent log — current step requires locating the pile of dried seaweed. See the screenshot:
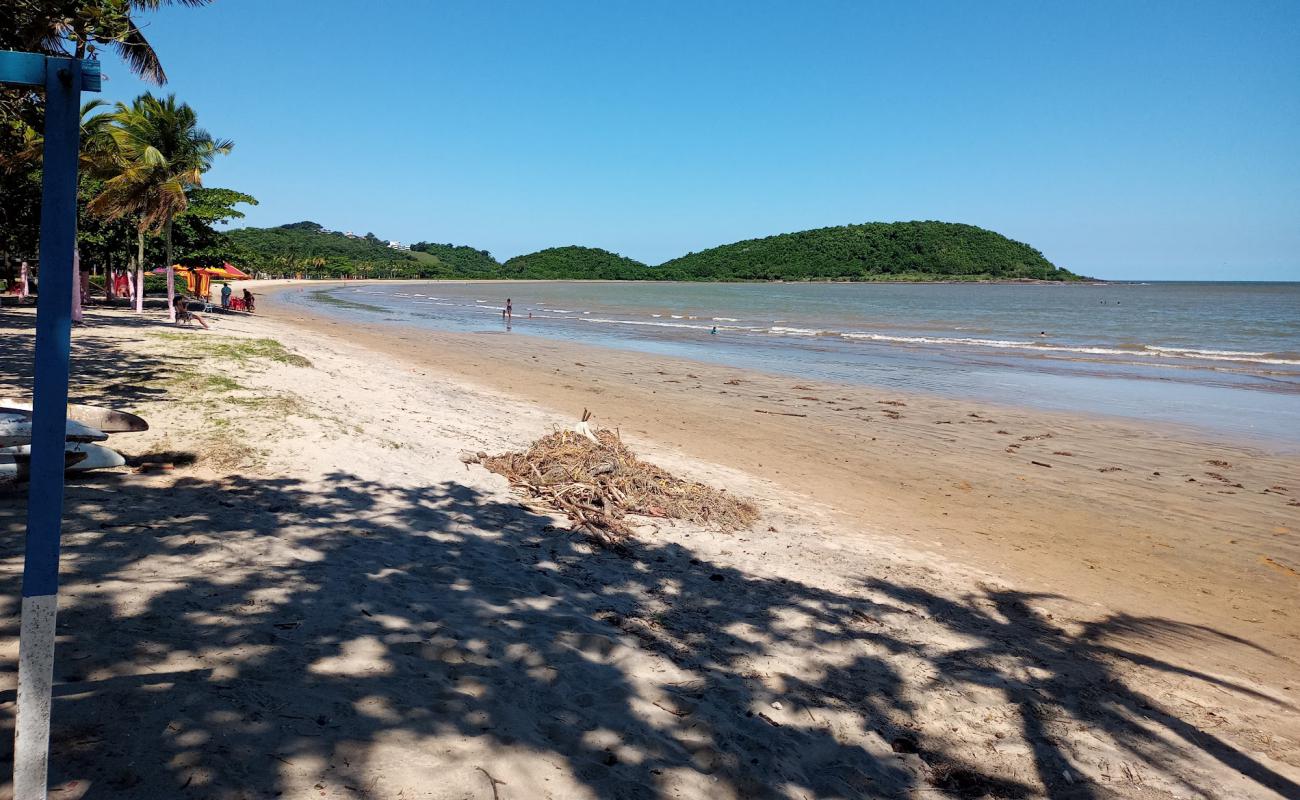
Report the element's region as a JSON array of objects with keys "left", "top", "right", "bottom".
[{"left": 477, "top": 425, "right": 758, "bottom": 547}]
